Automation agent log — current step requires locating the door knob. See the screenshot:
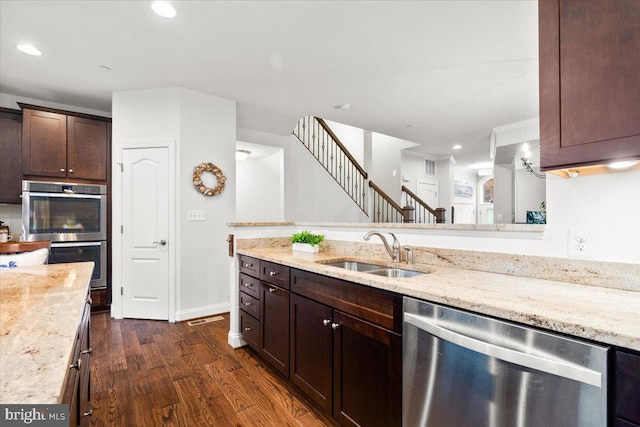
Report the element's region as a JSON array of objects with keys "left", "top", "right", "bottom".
[{"left": 153, "top": 240, "right": 167, "bottom": 246}]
